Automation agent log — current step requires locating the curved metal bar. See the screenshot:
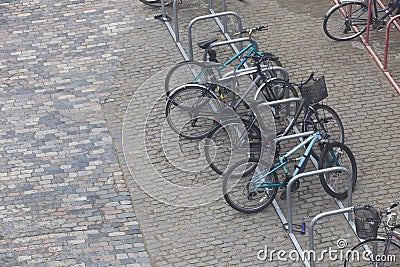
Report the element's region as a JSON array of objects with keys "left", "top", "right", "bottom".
[
  {"left": 188, "top": 11, "right": 243, "bottom": 60},
  {"left": 308, "top": 206, "right": 354, "bottom": 267},
  {"left": 286, "top": 167, "right": 352, "bottom": 233},
  {"left": 384, "top": 14, "right": 400, "bottom": 70}
]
